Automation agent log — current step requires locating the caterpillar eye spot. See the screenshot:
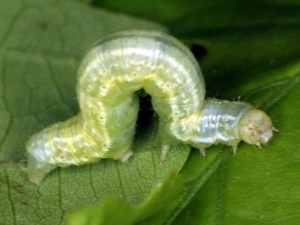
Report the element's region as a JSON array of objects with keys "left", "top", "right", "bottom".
[{"left": 26, "top": 29, "right": 275, "bottom": 185}]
